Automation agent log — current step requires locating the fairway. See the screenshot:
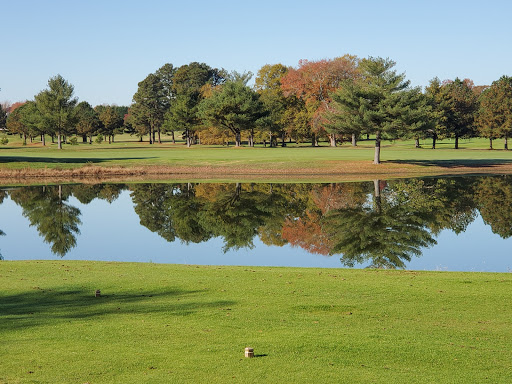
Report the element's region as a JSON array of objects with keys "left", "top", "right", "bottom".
[
  {"left": 1, "top": 261, "right": 510, "bottom": 383},
  {"left": 2, "top": 135, "right": 512, "bottom": 181}
]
